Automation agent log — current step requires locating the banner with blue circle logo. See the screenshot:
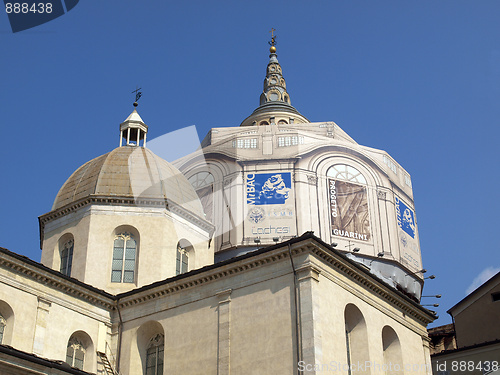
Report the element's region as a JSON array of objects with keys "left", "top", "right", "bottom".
[
  {"left": 395, "top": 195, "right": 421, "bottom": 269},
  {"left": 245, "top": 172, "right": 296, "bottom": 240}
]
